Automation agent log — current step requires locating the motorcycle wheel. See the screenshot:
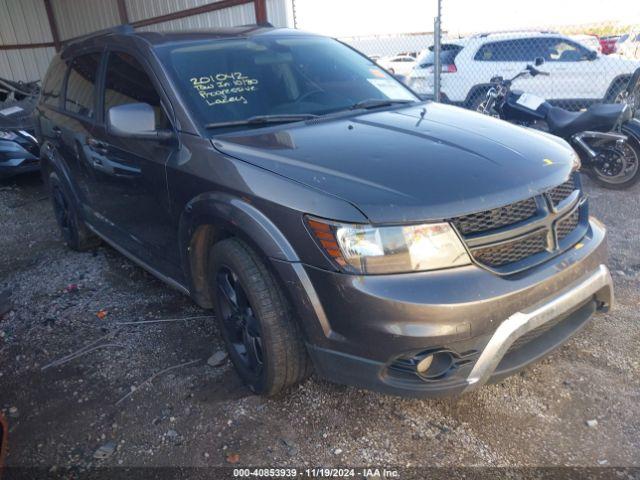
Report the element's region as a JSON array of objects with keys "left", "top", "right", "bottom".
[{"left": 588, "top": 136, "right": 640, "bottom": 189}]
